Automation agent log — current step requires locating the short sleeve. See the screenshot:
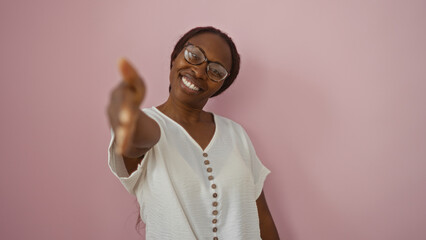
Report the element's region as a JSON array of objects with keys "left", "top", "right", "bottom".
[
  {"left": 240, "top": 127, "right": 271, "bottom": 200},
  {"left": 108, "top": 129, "right": 146, "bottom": 196}
]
